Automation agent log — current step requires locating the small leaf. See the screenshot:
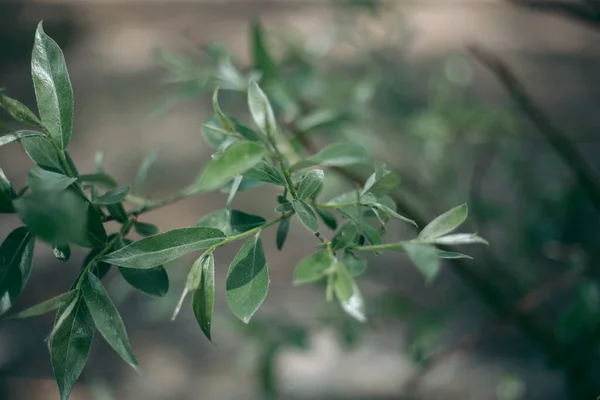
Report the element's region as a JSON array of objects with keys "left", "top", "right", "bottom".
[
  {"left": 276, "top": 218, "right": 290, "bottom": 251},
  {"left": 212, "top": 87, "right": 235, "bottom": 132},
  {"left": 403, "top": 243, "right": 439, "bottom": 284},
  {"left": 134, "top": 148, "right": 159, "bottom": 195},
  {"left": 296, "top": 169, "right": 324, "bottom": 199},
  {"left": 196, "top": 209, "right": 232, "bottom": 235},
  {"left": 231, "top": 119, "right": 265, "bottom": 143},
  {"left": 81, "top": 272, "right": 140, "bottom": 372},
  {"left": 418, "top": 203, "right": 468, "bottom": 240},
  {"left": 292, "top": 199, "right": 319, "bottom": 233},
  {"left": 79, "top": 173, "right": 118, "bottom": 189},
  {"left": 275, "top": 202, "right": 294, "bottom": 213},
  {"left": 83, "top": 246, "right": 112, "bottom": 280},
  {"left": 32, "top": 22, "right": 74, "bottom": 149},
  {"left": 225, "top": 175, "right": 243, "bottom": 210},
  {"left": 94, "top": 185, "right": 131, "bottom": 205},
  {"left": 290, "top": 143, "right": 368, "bottom": 172},
  {"left": 316, "top": 208, "right": 338, "bottom": 230},
  {"left": 230, "top": 209, "right": 266, "bottom": 233},
  {"left": 359, "top": 222, "right": 381, "bottom": 246},
  {"left": 9, "top": 290, "right": 76, "bottom": 319},
  {"left": 361, "top": 171, "right": 400, "bottom": 199},
  {"left": 20, "top": 135, "right": 65, "bottom": 174},
  {"left": 331, "top": 220, "right": 359, "bottom": 252},
  {"left": 342, "top": 251, "right": 368, "bottom": 277},
  {"left": 83, "top": 203, "right": 108, "bottom": 248},
  {"left": 293, "top": 252, "right": 335, "bottom": 285},
  {"left": 0, "top": 91, "right": 42, "bottom": 127},
  {"left": 423, "top": 233, "right": 488, "bottom": 246},
  {"left": 369, "top": 202, "right": 417, "bottom": 227},
  {"left": 202, "top": 116, "right": 233, "bottom": 150},
  {"left": 193, "top": 253, "right": 215, "bottom": 341},
  {"left": 332, "top": 261, "right": 354, "bottom": 302},
  {"left": 118, "top": 266, "right": 169, "bottom": 297},
  {"left": 100, "top": 227, "right": 226, "bottom": 269},
  {"left": 243, "top": 161, "right": 286, "bottom": 186},
  {"left": 52, "top": 244, "right": 71, "bottom": 262},
  {"left": 133, "top": 221, "right": 160, "bottom": 237},
  {"left": 196, "top": 141, "right": 266, "bottom": 191},
  {"left": 0, "top": 168, "right": 17, "bottom": 213},
  {"left": 0, "top": 227, "right": 35, "bottom": 315},
  {"left": 339, "top": 283, "right": 366, "bottom": 323},
  {"left": 226, "top": 236, "right": 269, "bottom": 323},
  {"left": 0, "top": 130, "right": 44, "bottom": 147},
  {"left": 27, "top": 168, "right": 76, "bottom": 192},
  {"left": 248, "top": 80, "right": 277, "bottom": 136}
]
